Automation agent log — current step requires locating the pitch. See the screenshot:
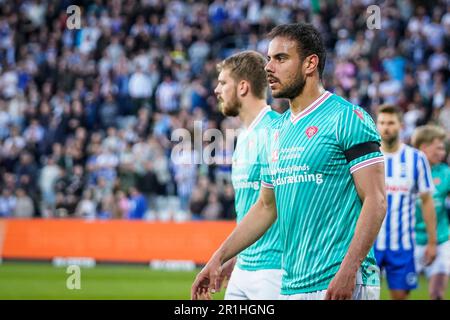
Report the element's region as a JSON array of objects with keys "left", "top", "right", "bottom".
[{"left": 0, "top": 262, "right": 447, "bottom": 300}]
